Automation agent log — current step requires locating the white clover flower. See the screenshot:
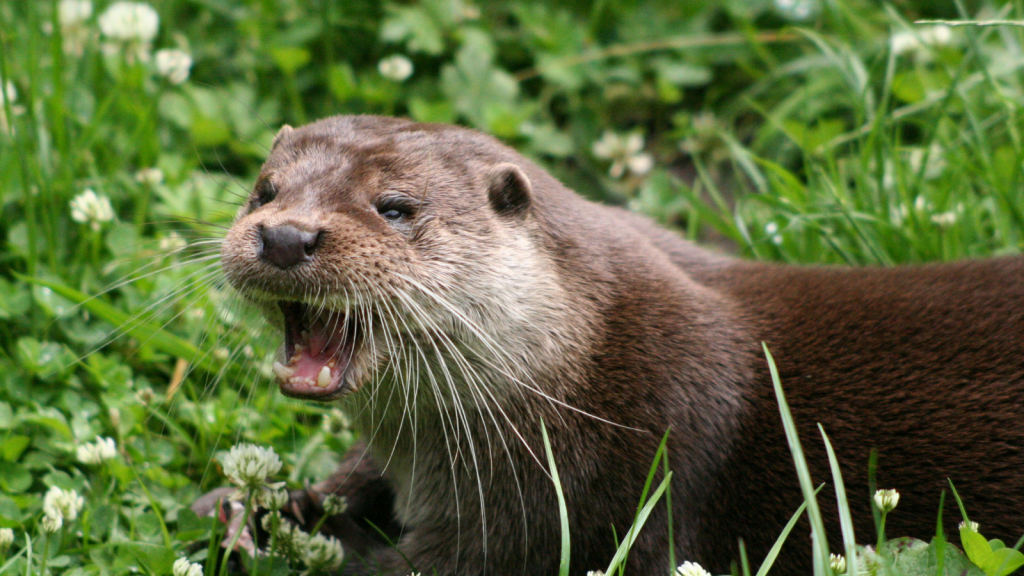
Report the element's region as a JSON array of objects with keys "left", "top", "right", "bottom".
[
  {"left": 302, "top": 533, "right": 345, "bottom": 571},
  {"left": 159, "top": 231, "right": 187, "bottom": 253},
  {"left": 98, "top": 2, "right": 158, "bottom": 42},
  {"left": 155, "top": 49, "right": 192, "bottom": 84},
  {"left": 829, "top": 553, "right": 847, "bottom": 574},
  {"left": 262, "top": 510, "right": 282, "bottom": 533},
  {"left": 259, "top": 487, "right": 290, "bottom": 511},
  {"left": 592, "top": 131, "right": 654, "bottom": 179},
  {"left": 775, "top": 0, "right": 815, "bottom": 20},
  {"left": 959, "top": 520, "right": 979, "bottom": 532},
  {"left": 0, "top": 79, "right": 24, "bottom": 133},
  {"left": 889, "top": 32, "right": 919, "bottom": 56},
  {"left": 59, "top": 0, "right": 93, "bottom": 27},
  {"left": 263, "top": 516, "right": 309, "bottom": 558},
  {"left": 891, "top": 25, "right": 953, "bottom": 57},
  {"left": 43, "top": 486, "right": 84, "bottom": 522},
  {"left": 378, "top": 55, "right": 413, "bottom": 82},
  {"left": 220, "top": 443, "right": 283, "bottom": 492},
  {"left": 40, "top": 513, "right": 62, "bottom": 533},
  {"left": 135, "top": 387, "right": 155, "bottom": 404},
  {"left": 172, "top": 557, "right": 203, "bottom": 576},
  {"left": 873, "top": 489, "right": 899, "bottom": 513},
  {"left": 70, "top": 189, "right": 115, "bottom": 231},
  {"left": 586, "top": 572, "right": 605, "bottom": 576},
  {"left": 912, "top": 195, "right": 934, "bottom": 213},
  {"left": 676, "top": 561, "right": 712, "bottom": 576},
  {"left": 135, "top": 167, "right": 164, "bottom": 187},
  {"left": 1, "top": 80, "right": 15, "bottom": 107},
  {"left": 908, "top": 144, "right": 946, "bottom": 181},
  {"left": 77, "top": 436, "right": 117, "bottom": 465},
  {"left": 930, "top": 211, "right": 957, "bottom": 227},
  {"left": 99, "top": 2, "right": 158, "bottom": 62},
  {"left": 322, "top": 494, "right": 347, "bottom": 516},
  {"left": 0, "top": 528, "right": 13, "bottom": 553},
  {"left": 58, "top": 0, "right": 94, "bottom": 56}
]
